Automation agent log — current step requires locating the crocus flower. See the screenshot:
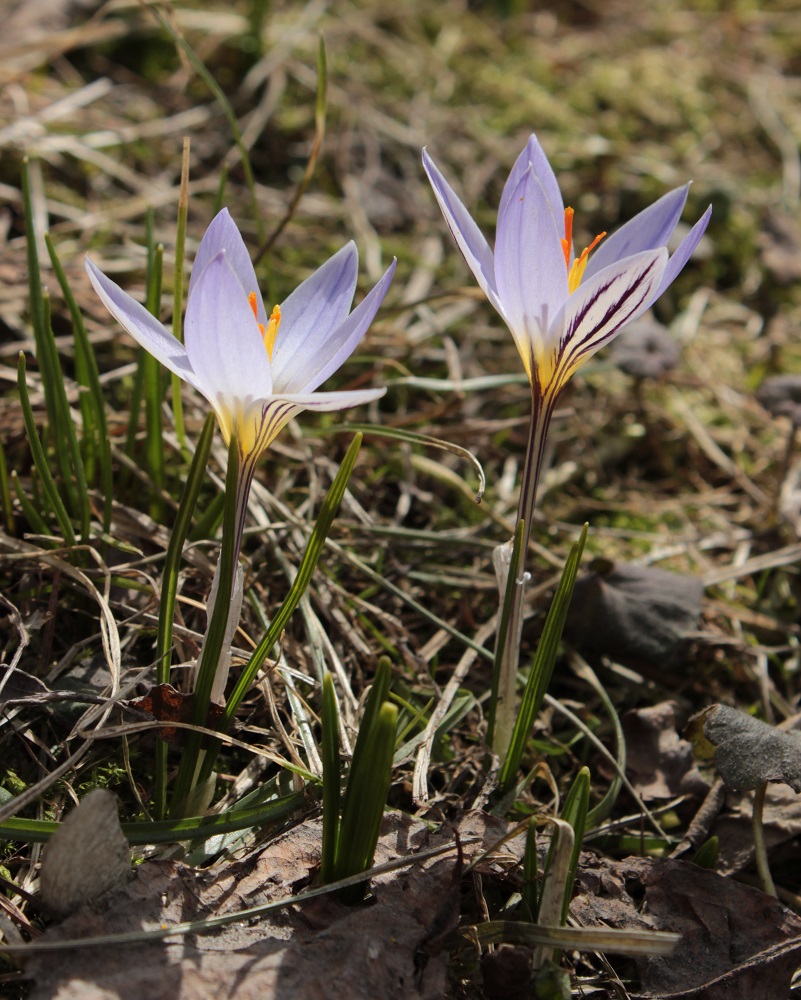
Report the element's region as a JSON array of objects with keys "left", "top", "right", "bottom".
[
  {"left": 423, "top": 135, "right": 711, "bottom": 758},
  {"left": 423, "top": 135, "right": 711, "bottom": 401},
  {"left": 85, "top": 208, "right": 395, "bottom": 469}
]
